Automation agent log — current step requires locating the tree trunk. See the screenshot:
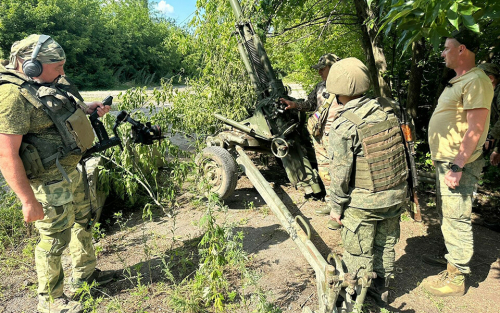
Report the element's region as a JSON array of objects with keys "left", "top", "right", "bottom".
[
  {"left": 353, "top": 0, "right": 392, "bottom": 97},
  {"left": 406, "top": 39, "right": 425, "bottom": 122}
]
